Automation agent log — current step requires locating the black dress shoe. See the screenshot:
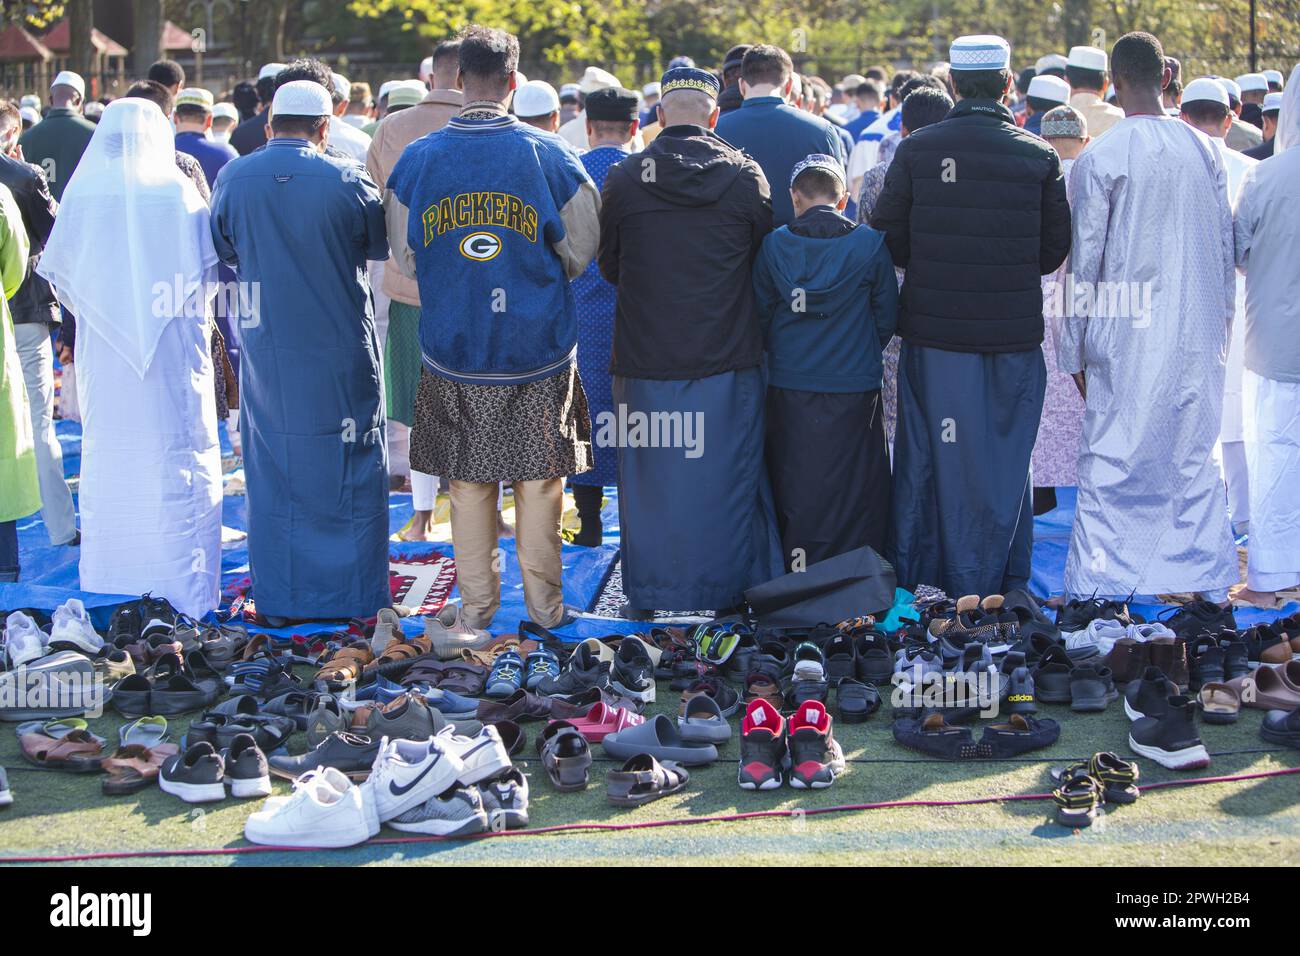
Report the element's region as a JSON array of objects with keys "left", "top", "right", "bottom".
[{"left": 268, "top": 731, "right": 380, "bottom": 781}]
